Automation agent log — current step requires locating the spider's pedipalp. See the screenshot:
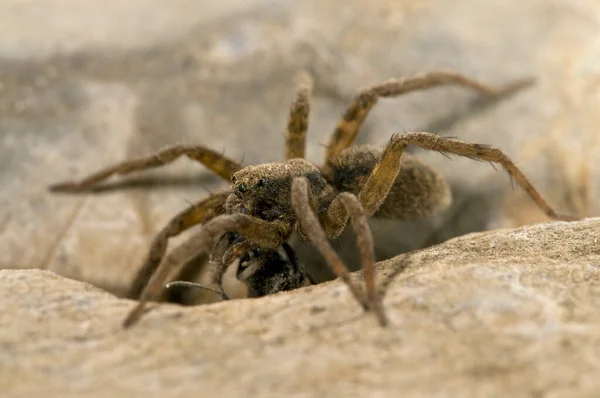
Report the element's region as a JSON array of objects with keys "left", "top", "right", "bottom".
[
  {"left": 322, "top": 71, "right": 534, "bottom": 177},
  {"left": 127, "top": 191, "right": 230, "bottom": 300},
  {"left": 49, "top": 144, "right": 243, "bottom": 192},
  {"left": 285, "top": 72, "right": 313, "bottom": 160},
  {"left": 122, "top": 213, "right": 289, "bottom": 328}
]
